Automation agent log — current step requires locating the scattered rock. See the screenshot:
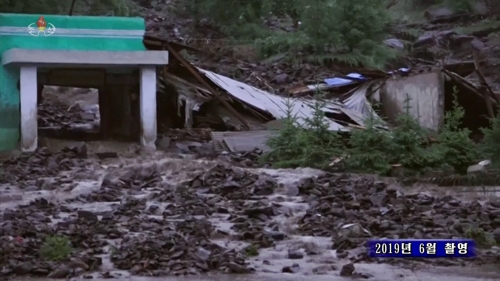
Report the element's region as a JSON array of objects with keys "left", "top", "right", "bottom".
[
  {"left": 2, "top": 149, "right": 500, "bottom": 279},
  {"left": 156, "top": 137, "right": 171, "bottom": 150},
  {"left": 274, "top": 73, "right": 289, "bottom": 84},
  {"left": 353, "top": 272, "right": 374, "bottom": 279},
  {"left": 424, "top": 7, "right": 455, "bottom": 22},
  {"left": 77, "top": 210, "right": 98, "bottom": 221},
  {"left": 38, "top": 99, "right": 94, "bottom": 128},
  {"left": 493, "top": 228, "right": 500, "bottom": 244},
  {"left": 12, "top": 262, "right": 33, "bottom": 275},
  {"left": 227, "top": 262, "right": 252, "bottom": 274},
  {"left": 384, "top": 38, "right": 405, "bottom": 50},
  {"left": 340, "top": 263, "right": 355, "bottom": 277},
  {"left": 288, "top": 249, "right": 304, "bottom": 259},
  {"left": 48, "top": 267, "right": 71, "bottom": 279},
  {"left": 0, "top": 146, "right": 93, "bottom": 187},
  {"left": 312, "top": 265, "right": 334, "bottom": 275},
  {"left": 0, "top": 194, "right": 23, "bottom": 203},
  {"left": 95, "top": 152, "right": 118, "bottom": 159},
  {"left": 282, "top": 263, "right": 300, "bottom": 273}
]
